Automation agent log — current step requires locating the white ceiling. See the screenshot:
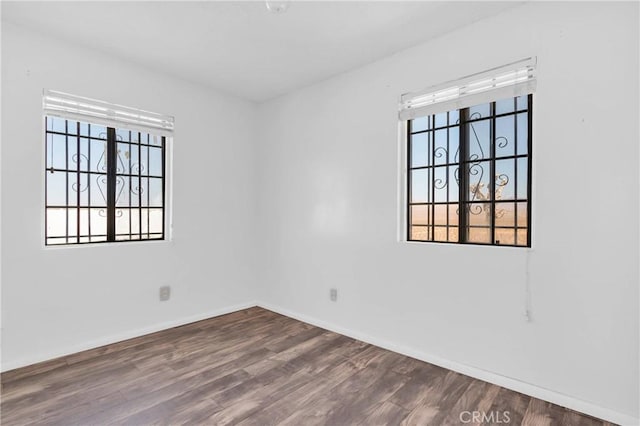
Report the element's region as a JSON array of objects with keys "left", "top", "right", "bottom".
[{"left": 2, "top": 1, "right": 520, "bottom": 102}]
